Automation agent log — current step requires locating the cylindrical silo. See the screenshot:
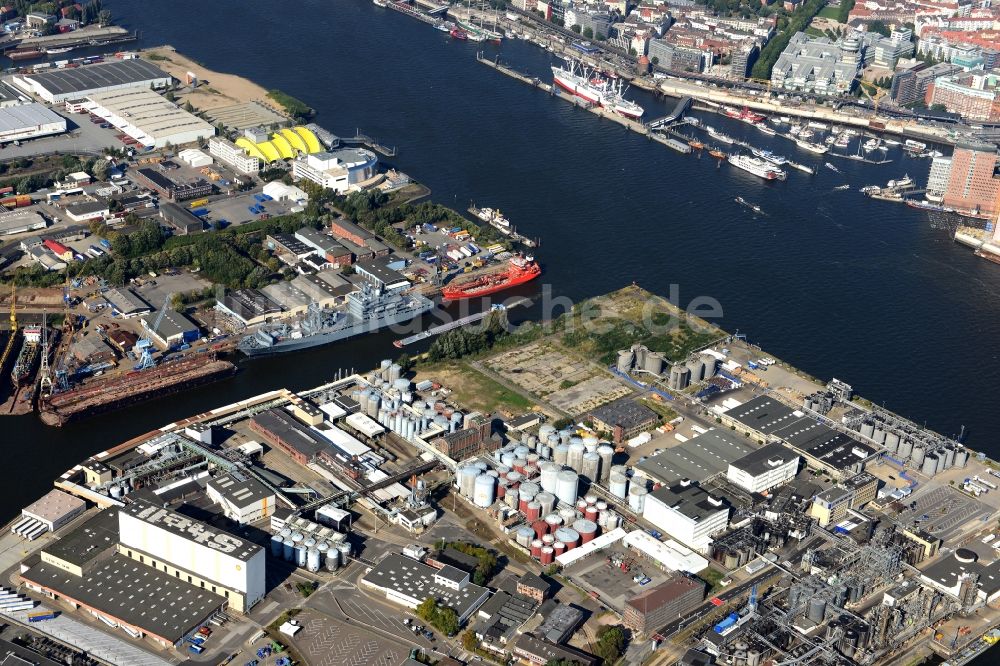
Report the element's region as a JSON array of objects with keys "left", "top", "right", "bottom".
[
  {"left": 553, "top": 541, "right": 566, "bottom": 558},
  {"left": 474, "top": 474, "right": 496, "bottom": 508},
  {"left": 544, "top": 513, "right": 562, "bottom": 532},
  {"left": 506, "top": 487, "right": 520, "bottom": 510},
  {"left": 628, "top": 485, "right": 648, "bottom": 513},
  {"left": 458, "top": 466, "right": 479, "bottom": 497},
  {"left": 955, "top": 448, "right": 969, "bottom": 468},
  {"left": 307, "top": 548, "right": 321, "bottom": 572},
  {"left": 702, "top": 356, "right": 717, "bottom": 379},
  {"left": 582, "top": 452, "right": 600, "bottom": 482},
  {"left": 574, "top": 519, "right": 598, "bottom": 543},
  {"left": 536, "top": 491, "right": 557, "bottom": 516},
  {"left": 585, "top": 505, "right": 599, "bottom": 523},
  {"left": 513, "top": 458, "right": 527, "bottom": 474},
  {"left": 807, "top": 598, "right": 826, "bottom": 623},
  {"left": 885, "top": 432, "right": 900, "bottom": 451},
  {"left": 860, "top": 422, "right": 875, "bottom": 438},
  {"left": 555, "top": 527, "right": 580, "bottom": 550},
  {"left": 897, "top": 439, "right": 913, "bottom": 459},
  {"left": 531, "top": 539, "right": 543, "bottom": 559},
  {"left": 686, "top": 357, "right": 704, "bottom": 382},
  {"left": 283, "top": 539, "right": 295, "bottom": 562},
  {"left": 935, "top": 450, "right": 946, "bottom": 473},
  {"left": 532, "top": 520, "right": 548, "bottom": 539},
  {"left": 559, "top": 507, "right": 578, "bottom": 524},
  {"left": 526, "top": 501, "right": 541, "bottom": 522},
  {"left": 539, "top": 424, "right": 556, "bottom": 441},
  {"left": 540, "top": 546, "right": 554, "bottom": 565},
  {"left": 520, "top": 482, "right": 540, "bottom": 501},
  {"left": 270, "top": 535, "right": 284, "bottom": 558},
  {"left": 944, "top": 447, "right": 956, "bottom": 469},
  {"left": 610, "top": 472, "right": 628, "bottom": 499},
  {"left": 583, "top": 436, "right": 600, "bottom": 453},
  {"left": 556, "top": 470, "right": 579, "bottom": 505},
  {"left": 295, "top": 545, "right": 307, "bottom": 568},
  {"left": 921, "top": 453, "right": 938, "bottom": 477},
  {"left": 325, "top": 545, "right": 340, "bottom": 571},
  {"left": 643, "top": 352, "right": 663, "bottom": 376},
  {"left": 338, "top": 541, "right": 352, "bottom": 564},
  {"left": 910, "top": 445, "right": 924, "bottom": 466},
  {"left": 553, "top": 444, "right": 569, "bottom": 466},
  {"left": 597, "top": 446, "right": 614, "bottom": 483},
  {"left": 668, "top": 365, "right": 690, "bottom": 390},
  {"left": 567, "top": 442, "right": 586, "bottom": 473},
  {"left": 515, "top": 526, "right": 534, "bottom": 548}
]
